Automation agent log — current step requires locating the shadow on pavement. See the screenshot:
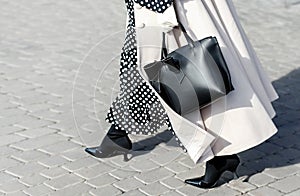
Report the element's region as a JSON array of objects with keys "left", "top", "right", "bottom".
[
  {"left": 98, "top": 68, "right": 300, "bottom": 187},
  {"left": 219, "top": 68, "right": 300, "bottom": 184}
]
